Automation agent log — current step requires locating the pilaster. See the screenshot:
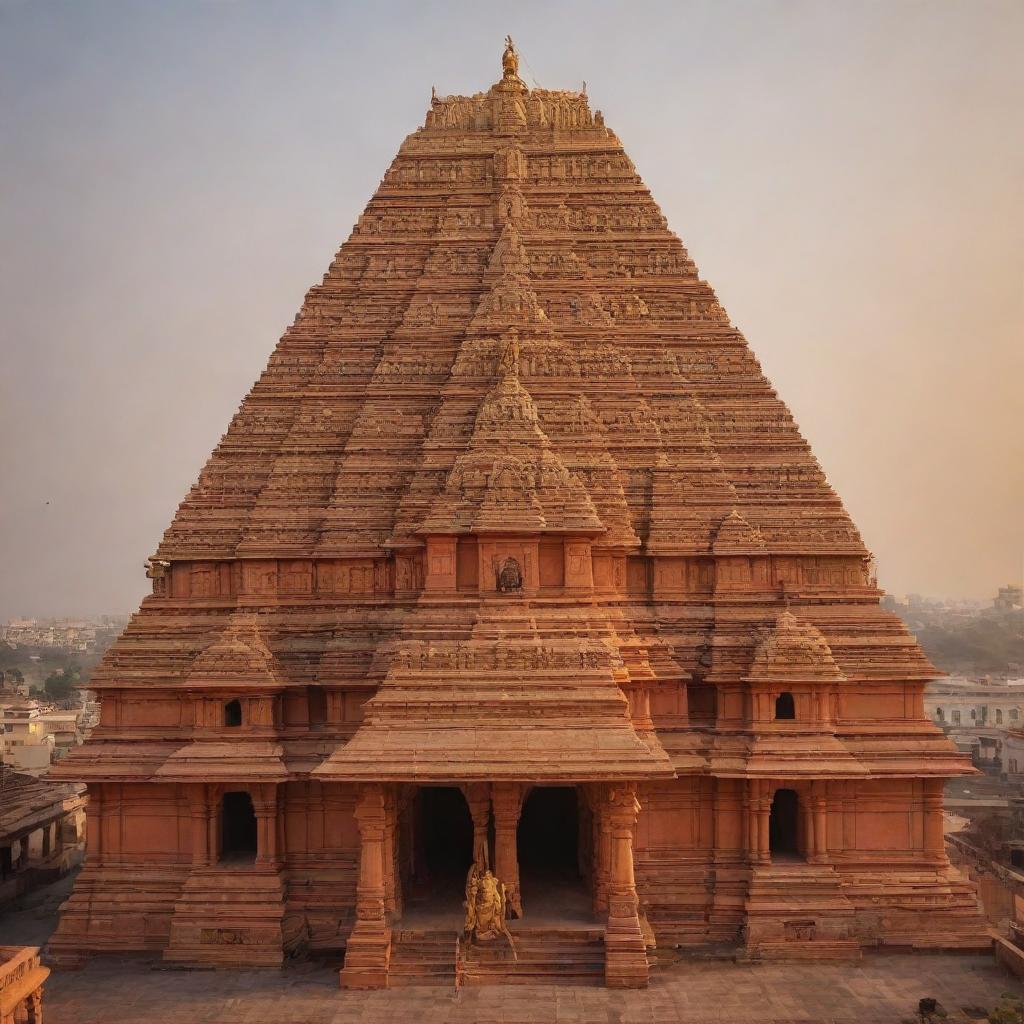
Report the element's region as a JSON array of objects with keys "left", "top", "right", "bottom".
[
  {"left": 603, "top": 783, "right": 648, "bottom": 988},
  {"left": 339, "top": 784, "right": 392, "bottom": 989}
]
